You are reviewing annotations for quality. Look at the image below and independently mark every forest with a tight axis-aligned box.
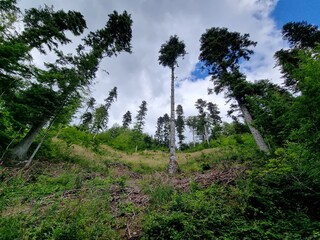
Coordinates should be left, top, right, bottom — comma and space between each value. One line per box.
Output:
1, 0, 320, 239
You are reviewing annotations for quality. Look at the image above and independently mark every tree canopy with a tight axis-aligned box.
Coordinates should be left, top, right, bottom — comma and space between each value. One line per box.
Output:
0, 1, 133, 162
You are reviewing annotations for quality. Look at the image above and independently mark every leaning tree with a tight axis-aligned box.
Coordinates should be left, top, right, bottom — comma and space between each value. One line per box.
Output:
2, 3, 132, 164
92, 87, 118, 138
158, 35, 186, 174
199, 27, 270, 154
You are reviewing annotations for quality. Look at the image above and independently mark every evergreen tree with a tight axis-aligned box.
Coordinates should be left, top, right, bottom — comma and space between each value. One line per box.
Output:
163, 113, 170, 147
2, 3, 133, 163
186, 116, 199, 147
195, 98, 208, 144
158, 35, 186, 174
176, 105, 185, 147
104, 87, 118, 110
155, 116, 164, 145
92, 105, 108, 134
199, 27, 270, 154
134, 100, 148, 132
289, 46, 320, 154
79, 97, 96, 127
207, 102, 221, 126
206, 102, 222, 139
122, 111, 132, 128
92, 87, 117, 138
80, 112, 93, 131
275, 21, 320, 92
245, 79, 293, 147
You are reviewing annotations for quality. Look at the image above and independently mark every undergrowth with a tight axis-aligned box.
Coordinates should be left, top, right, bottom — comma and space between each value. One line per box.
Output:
0, 162, 118, 240
1, 133, 320, 239
141, 180, 320, 239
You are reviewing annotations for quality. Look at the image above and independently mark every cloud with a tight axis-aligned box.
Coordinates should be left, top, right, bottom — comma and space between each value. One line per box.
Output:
17, 0, 285, 141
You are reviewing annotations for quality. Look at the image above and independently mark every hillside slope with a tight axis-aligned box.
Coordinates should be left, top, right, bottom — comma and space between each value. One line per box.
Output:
1, 137, 319, 239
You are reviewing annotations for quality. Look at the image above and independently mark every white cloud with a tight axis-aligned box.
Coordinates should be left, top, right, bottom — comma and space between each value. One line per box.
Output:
17, 0, 286, 141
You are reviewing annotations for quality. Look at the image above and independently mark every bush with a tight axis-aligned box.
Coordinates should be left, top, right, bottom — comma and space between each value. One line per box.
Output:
58, 127, 93, 148
97, 127, 156, 152
0, 165, 118, 239
142, 177, 320, 239
250, 145, 320, 220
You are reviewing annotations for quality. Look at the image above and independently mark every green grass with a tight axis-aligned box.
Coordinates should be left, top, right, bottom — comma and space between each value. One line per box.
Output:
1, 133, 319, 239
0, 162, 118, 240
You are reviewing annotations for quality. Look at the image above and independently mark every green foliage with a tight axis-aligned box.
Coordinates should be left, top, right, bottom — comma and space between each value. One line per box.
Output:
22, 5, 87, 53
2, 14, 320, 239
91, 87, 117, 134
182, 132, 254, 155
0, 198, 118, 240
246, 80, 293, 147
142, 182, 175, 206
134, 100, 148, 132
199, 27, 256, 98
289, 47, 320, 154
122, 110, 132, 128
0, 100, 19, 148
142, 184, 240, 239
158, 35, 186, 68
0, 215, 25, 240
275, 22, 320, 90
155, 113, 170, 147
58, 126, 93, 148
282, 21, 320, 49
180, 133, 258, 173
182, 142, 206, 153
176, 104, 185, 146
97, 126, 156, 152
1, 1, 133, 163
0, 164, 117, 240
35, 138, 74, 163
250, 144, 320, 219
142, 176, 320, 239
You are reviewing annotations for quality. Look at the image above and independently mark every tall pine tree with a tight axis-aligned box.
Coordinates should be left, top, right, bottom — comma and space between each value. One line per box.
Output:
159, 35, 186, 174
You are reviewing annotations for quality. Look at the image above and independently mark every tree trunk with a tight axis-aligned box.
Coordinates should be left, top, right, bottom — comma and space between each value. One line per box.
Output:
192, 127, 196, 147
7, 118, 49, 162
55, 125, 63, 138
0, 127, 23, 162
92, 109, 109, 140
78, 105, 90, 126
204, 124, 210, 145
239, 103, 270, 154
168, 67, 178, 174
25, 116, 57, 168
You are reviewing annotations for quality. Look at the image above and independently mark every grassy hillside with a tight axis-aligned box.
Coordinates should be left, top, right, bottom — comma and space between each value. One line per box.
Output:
1, 134, 319, 239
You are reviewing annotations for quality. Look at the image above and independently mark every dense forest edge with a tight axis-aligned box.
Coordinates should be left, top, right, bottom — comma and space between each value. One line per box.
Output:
1, 1, 320, 239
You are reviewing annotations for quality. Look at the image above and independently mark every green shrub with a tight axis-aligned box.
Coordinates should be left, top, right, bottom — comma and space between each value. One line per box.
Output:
58, 127, 93, 148
249, 145, 320, 220
142, 180, 320, 239
97, 127, 156, 152
0, 216, 24, 240
0, 166, 118, 239
36, 139, 74, 163
142, 184, 240, 239
148, 185, 175, 206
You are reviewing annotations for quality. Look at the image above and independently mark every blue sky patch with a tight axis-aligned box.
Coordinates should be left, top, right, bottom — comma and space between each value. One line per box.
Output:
272, 0, 320, 28
190, 62, 210, 81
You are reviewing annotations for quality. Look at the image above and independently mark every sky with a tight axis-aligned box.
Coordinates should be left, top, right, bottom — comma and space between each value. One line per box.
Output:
17, 0, 320, 141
